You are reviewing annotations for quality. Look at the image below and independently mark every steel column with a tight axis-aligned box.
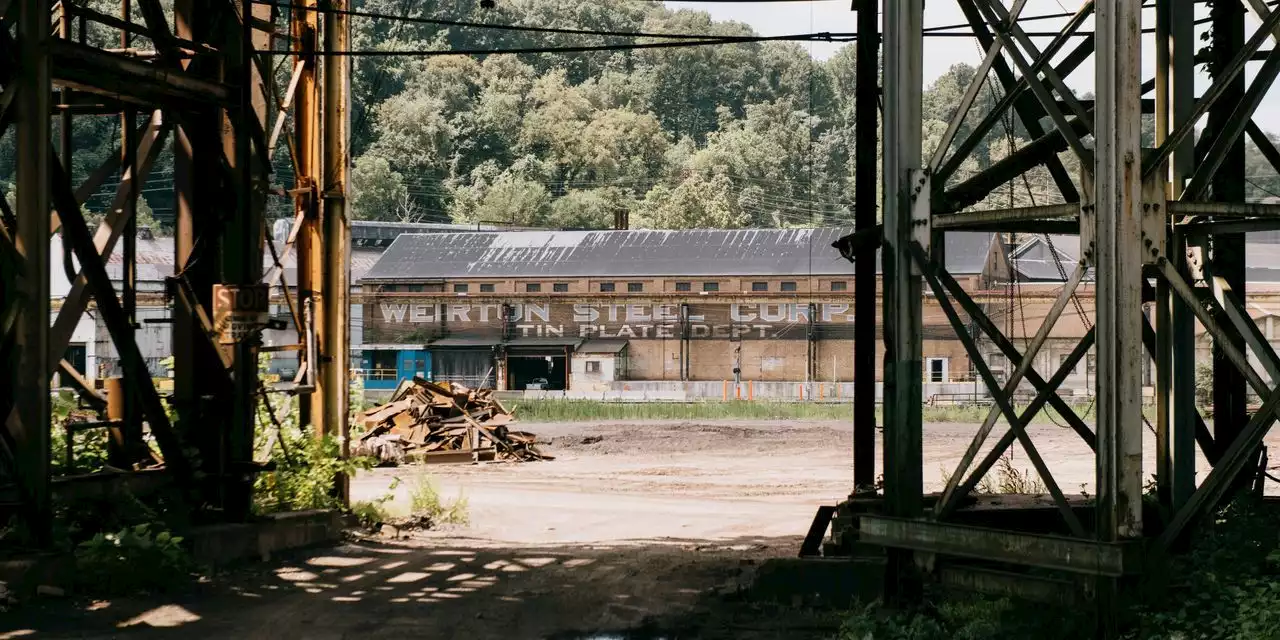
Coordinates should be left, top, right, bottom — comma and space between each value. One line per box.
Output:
321, 0, 352, 500
853, 0, 878, 494
11, 0, 53, 543
173, 0, 229, 483
294, 0, 321, 430
1154, 0, 1197, 513
1094, 0, 1145, 542
1095, 5, 1146, 632
1209, 0, 1248, 458
882, 0, 924, 600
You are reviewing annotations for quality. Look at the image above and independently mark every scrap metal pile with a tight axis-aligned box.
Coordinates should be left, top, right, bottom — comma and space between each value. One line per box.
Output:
354, 378, 550, 465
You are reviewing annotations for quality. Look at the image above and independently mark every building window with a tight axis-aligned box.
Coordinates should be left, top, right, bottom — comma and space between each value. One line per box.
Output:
703, 282, 719, 292
553, 283, 569, 292
752, 282, 768, 292
1058, 353, 1073, 373
781, 281, 797, 292
830, 281, 848, 292
480, 283, 495, 293
600, 282, 616, 292
526, 283, 541, 293
628, 282, 643, 293
585, 360, 601, 373
1086, 354, 1097, 375
675, 282, 691, 292
453, 283, 468, 293
408, 284, 425, 293
927, 358, 948, 383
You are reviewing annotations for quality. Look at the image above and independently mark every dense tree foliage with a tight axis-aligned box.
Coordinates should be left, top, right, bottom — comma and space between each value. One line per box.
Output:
6, 0, 1280, 231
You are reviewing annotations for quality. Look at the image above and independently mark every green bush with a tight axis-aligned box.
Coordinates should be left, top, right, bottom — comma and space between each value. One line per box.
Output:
74, 524, 194, 595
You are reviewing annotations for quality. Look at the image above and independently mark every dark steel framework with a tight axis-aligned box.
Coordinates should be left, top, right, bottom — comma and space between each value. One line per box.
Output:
841, 0, 1280, 626
0, 0, 350, 540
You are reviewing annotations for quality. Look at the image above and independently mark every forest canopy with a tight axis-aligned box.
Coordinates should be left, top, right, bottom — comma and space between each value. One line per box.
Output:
5, 0, 1280, 231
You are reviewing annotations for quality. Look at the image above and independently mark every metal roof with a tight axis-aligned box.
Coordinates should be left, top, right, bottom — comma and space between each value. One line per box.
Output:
577, 340, 629, 354
505, 337, 583, 348
1009, 235, 1094, 282
364, 228, 879, 281
430, 337, 502, 348
832, 231, 995, 275
1008, 235, 1280, 283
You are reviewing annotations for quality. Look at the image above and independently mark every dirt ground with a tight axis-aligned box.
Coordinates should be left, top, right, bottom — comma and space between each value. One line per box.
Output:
8, 418, 1280, 639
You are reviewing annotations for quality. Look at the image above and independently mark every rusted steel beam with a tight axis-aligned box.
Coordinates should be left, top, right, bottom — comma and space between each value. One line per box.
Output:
914, 244, 1086, 536
9, 0, 53, 543
935, 31, 1095, 188
933, 204, 1078, 230
956, 0, 1082, 203
862, 516, 1140, 577
45, 118, 171, 374
940, 329, 1096, 520
57, 359, 108, 408
49, 159, 192, 486
170, 276, 235, 371
50, 39, 233, 107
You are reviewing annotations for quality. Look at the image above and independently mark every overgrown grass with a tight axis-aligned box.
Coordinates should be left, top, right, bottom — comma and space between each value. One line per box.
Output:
512, 399, 1130, 424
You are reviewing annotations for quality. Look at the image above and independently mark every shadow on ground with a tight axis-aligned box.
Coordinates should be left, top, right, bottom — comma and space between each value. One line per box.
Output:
3, 534, 849, 640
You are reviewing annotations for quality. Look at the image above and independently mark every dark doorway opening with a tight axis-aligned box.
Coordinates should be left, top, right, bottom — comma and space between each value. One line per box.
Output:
433, 349, 496, 388
508, 355, 567, 391
63, 344, 87, 376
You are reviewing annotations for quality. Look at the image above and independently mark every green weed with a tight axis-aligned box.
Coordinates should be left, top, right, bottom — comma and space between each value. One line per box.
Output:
73, 523, 195, 596
408, 475, 469, 526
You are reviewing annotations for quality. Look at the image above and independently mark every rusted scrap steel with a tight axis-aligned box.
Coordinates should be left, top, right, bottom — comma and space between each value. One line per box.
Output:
353, 378, 550, 465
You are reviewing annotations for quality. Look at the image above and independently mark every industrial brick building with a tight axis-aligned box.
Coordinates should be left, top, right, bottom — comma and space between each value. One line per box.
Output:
357, 228, 997, 393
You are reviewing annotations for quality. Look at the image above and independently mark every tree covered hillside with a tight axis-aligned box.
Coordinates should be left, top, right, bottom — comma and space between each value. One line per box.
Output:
6, 0, 1280, 230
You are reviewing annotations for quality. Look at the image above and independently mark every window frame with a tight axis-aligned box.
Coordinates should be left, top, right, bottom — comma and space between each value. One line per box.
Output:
479, 283, 495, 293
780, 281, 798, 292
526, 283, 542, 293
675, 282, 691, 292
702, 282, 720, 292
600, 282, 616, 293
553, 282, 569, 293
927, 357, 948, 383
453, 283, 469, 293
751, 281, 768, 292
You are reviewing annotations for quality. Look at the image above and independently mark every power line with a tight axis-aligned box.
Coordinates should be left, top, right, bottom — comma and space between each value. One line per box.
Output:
256, 31, 855, 57
253, 0, 799, 41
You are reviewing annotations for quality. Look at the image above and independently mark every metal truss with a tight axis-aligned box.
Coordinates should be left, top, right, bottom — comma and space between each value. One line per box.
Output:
847, 0, 1280, 624
0, 0, 351, 544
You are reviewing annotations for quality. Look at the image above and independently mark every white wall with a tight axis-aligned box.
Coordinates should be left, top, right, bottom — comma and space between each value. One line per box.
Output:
571, 354, 618, 390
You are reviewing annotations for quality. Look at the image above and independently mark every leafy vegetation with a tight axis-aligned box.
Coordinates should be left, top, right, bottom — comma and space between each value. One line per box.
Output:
253, 393, 376, 514
74, 524, 195, 596
15, 1, 1280, 230
351, 477, 402, 530
407, 475, 470, 526
839, 497, 1280, 640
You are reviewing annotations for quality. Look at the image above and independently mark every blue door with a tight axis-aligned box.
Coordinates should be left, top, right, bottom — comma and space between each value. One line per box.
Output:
396, 350, 431, 383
